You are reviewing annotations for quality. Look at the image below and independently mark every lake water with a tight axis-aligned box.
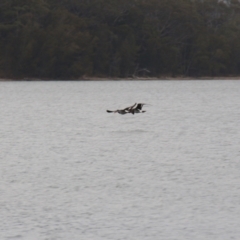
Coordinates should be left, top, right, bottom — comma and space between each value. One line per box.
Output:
1, 80, 240, 240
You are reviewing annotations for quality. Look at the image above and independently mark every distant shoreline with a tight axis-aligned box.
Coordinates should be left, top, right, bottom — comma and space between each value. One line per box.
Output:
1, 76, 240, 81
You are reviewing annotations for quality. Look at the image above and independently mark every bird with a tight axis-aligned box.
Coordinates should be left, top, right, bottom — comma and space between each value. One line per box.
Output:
106, 103, 149, 115
129, 103, 147, 114
106, 103, 136, 114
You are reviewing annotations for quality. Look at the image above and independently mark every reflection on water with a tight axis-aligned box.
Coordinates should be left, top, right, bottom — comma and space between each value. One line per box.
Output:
1, 80, 240, 240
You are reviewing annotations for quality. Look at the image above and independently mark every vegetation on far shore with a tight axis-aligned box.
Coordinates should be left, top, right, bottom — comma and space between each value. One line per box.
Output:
1, 0, 240, 80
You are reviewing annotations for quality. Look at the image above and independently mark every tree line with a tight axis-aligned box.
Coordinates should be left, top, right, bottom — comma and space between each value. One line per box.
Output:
1, 0, 240, 79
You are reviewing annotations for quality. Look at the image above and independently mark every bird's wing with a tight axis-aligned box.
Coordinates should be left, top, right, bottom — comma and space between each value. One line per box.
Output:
124, 103, 137, 111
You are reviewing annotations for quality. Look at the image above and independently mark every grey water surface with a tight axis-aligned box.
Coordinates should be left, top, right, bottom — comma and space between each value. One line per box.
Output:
1, 80, 240, 240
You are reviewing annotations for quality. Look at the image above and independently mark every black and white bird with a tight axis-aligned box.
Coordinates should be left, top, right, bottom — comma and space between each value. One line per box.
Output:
129, 103, 147, 114
106, 103, 148, 115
